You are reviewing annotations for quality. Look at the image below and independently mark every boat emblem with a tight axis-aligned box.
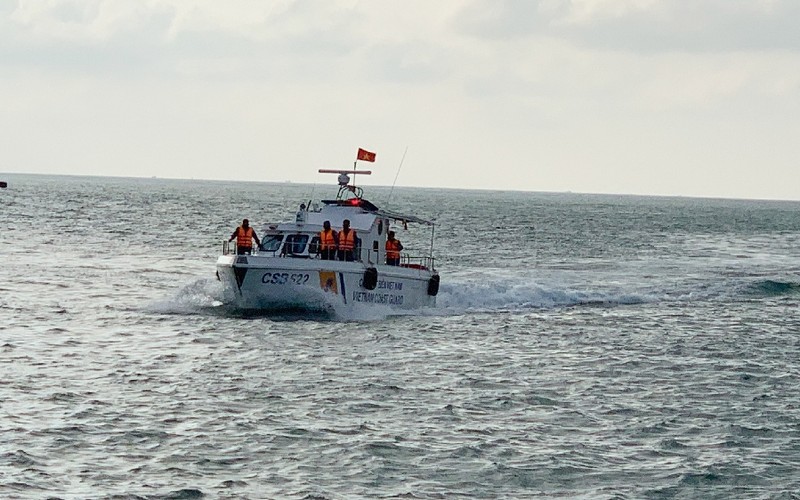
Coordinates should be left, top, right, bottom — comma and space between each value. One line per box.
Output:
319, 271, 338, 294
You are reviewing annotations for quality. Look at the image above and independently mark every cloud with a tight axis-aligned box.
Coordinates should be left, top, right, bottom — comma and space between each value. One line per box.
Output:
454, 0, 800, 53
3, 0, 362, 79
9, 0, 796, 88
9, 0, 172, 42
2, 0, 800, 199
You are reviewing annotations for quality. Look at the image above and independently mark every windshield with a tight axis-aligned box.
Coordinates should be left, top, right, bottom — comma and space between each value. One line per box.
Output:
285, 234, 309, 255
260, 235, 283, 252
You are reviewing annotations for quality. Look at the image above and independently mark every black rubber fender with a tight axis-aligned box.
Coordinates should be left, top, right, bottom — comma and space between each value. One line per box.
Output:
363, 267, 378, 290
427, 274, 440, 296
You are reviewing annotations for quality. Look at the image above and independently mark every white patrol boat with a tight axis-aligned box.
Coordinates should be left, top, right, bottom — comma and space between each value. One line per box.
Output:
216, 167, 440, 314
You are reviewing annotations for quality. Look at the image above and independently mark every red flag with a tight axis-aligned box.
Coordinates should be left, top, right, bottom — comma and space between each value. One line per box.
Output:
357, 148, 376, 162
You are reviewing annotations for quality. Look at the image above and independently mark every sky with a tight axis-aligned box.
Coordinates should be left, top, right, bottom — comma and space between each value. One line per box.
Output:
1, 0, 799, 200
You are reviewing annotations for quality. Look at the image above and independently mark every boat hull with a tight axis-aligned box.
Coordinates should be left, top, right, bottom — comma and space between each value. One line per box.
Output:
216, 255, 437, 313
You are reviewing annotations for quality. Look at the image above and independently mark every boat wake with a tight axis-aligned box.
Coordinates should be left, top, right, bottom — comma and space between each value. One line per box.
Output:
434, 279, 654, 314
147, 277, 389, 321
148, 274, 800, 321
146, 278, 228, 315
433, 275, 800, 314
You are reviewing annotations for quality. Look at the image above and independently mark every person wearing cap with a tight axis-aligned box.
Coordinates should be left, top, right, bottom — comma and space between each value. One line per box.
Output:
229, 219, 261, 255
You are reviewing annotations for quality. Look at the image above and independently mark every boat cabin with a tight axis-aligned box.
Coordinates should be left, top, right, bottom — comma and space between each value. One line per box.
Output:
222, 169, 435, 270
226, 201, 432, 269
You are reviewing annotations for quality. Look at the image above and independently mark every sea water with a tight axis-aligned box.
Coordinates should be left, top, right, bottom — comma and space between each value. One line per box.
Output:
1, 174, 799, 499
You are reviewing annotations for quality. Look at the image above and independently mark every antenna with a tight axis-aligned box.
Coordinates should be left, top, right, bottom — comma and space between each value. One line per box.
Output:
386, 146, 408, 208
308, 183, 317, 208
318, 169, 372, 178
318, 169, 371, 200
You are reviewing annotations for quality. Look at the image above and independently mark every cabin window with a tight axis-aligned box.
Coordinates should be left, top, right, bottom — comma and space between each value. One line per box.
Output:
284, 234, 309, 255
378, 220, 383, 235
261, 235, 283, 252
308, 236, 321, 255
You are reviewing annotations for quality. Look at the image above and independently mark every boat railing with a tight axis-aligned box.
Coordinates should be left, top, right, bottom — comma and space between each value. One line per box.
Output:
398, 255, 435, 271
222, 240, 263, 256
357, 248, 433, 270
222, 240, 434, 270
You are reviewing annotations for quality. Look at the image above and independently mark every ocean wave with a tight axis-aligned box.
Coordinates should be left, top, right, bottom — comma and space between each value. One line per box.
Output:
745, 279, 800, 297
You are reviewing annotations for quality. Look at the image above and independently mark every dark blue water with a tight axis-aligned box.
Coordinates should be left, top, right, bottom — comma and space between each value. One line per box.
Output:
1, 174, 799, 498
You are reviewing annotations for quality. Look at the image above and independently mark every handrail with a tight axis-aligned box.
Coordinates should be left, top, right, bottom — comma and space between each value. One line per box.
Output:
222, 240, 434, 270
397, 254, 434, 271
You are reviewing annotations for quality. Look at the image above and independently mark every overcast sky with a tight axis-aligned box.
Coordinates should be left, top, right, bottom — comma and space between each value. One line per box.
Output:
2, 0, 799, 200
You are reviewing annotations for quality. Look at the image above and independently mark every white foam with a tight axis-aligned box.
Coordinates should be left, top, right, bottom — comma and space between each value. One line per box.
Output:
434, 278, 655, 314
150, 272, 666, 320
146, 278, 227, 315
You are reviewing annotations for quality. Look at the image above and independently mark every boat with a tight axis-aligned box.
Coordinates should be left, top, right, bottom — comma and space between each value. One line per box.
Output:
215, 160, 440, 314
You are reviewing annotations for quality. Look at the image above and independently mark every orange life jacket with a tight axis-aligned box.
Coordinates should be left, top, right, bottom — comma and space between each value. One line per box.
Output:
320, 229, 337, 250
236, 226, 254, 248
338, 229, 355, 250
386, 239, 402, 259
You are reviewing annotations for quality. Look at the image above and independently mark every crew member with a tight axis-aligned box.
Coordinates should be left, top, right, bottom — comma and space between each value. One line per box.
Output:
229, 219, 261, 255
337, 219, 357, 261
319, 220, 338, 260
385, 230, 404, 266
